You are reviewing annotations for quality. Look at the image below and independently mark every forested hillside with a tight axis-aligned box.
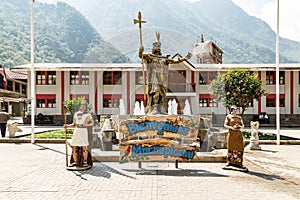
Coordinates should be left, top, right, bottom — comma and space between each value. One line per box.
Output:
0, 0, 130, 67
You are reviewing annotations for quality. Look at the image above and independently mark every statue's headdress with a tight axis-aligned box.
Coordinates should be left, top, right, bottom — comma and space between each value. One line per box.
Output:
80, 97, 87, 105
152, 31, 161, 48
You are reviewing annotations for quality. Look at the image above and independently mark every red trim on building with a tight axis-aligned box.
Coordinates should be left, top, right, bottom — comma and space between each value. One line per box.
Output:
103, 94, 122, 99
70, 94, 89, 99
290, 71, 294, 114
258, 71, 262, 114
135, 94, 144, 99
266, 94, 285, 98
61, 72, 64, 114
191, 71, 194, 85
36, 94, 56, 99
199, 94, 217, 98
94, 72, 98, 114
127, 72, 130, 114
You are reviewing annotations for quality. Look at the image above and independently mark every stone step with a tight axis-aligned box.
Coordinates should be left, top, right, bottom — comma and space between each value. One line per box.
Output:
92, 149, 227, 163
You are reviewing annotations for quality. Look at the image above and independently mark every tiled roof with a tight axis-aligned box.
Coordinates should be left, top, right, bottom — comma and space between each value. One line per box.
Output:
4, 68, 27, 80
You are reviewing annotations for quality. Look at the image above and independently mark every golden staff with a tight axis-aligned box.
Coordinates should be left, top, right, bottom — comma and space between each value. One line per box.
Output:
134, 11, 147, 100
63, 104, 68, 167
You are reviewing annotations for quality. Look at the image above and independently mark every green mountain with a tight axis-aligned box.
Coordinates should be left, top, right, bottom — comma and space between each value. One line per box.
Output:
0, 0, 130, 67
62, 0, 300, 64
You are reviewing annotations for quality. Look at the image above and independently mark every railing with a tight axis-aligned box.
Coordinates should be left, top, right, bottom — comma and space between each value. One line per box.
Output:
168, 83, 195, 93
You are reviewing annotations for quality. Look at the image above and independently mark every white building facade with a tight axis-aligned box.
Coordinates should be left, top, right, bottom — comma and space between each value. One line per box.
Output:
13, 62, 300, 127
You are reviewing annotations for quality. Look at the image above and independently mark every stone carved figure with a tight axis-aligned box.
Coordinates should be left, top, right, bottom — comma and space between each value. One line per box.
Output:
7, 122, 22, 138
223, 105, 248, 172
139, 31, 191, 115
64, 99, 94, 168
250, 121, 261, 150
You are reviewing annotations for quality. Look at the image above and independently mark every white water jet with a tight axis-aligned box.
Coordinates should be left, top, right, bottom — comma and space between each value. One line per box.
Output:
119, 99, 126, 115
183, 99, 192, 115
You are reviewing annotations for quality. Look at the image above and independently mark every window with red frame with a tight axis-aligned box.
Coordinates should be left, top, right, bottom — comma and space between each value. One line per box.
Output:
135, 71, 144, 85
70, 71, 89, 85
103, 94, 121, 108
199, 94, 218, 107
199, 71, 218, 85
103, 71, 122, 85
36, 94, 56, 108
266, 94, 285, 107
36, 71, 56, 85
266, 71, 285, 85
69, 94, 89, 103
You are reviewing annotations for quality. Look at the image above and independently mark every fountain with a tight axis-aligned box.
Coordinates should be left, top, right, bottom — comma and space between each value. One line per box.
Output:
118, 13, 215, 165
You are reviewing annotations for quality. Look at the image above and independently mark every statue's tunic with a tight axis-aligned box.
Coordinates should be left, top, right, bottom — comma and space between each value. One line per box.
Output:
145, 55, 168, 96
70, 111, 92, 146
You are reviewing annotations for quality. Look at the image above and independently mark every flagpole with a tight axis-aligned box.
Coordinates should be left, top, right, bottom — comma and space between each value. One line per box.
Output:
275, 0, 280, 145
30, 0, 35, 144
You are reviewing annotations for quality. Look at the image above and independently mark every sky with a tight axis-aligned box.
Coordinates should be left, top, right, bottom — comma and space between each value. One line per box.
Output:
232, 0, 300, 43
37, 0, 300, 43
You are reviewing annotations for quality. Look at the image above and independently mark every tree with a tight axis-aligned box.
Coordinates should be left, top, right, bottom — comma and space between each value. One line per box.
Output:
64, 97, 92, 117
209, 68, 267, 116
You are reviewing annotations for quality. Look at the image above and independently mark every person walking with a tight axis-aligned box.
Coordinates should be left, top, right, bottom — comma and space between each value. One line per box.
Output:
0, 108, 10, 138
223, 105, 248, 172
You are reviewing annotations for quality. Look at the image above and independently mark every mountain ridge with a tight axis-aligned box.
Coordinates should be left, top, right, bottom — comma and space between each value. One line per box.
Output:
59, 0, 300, 64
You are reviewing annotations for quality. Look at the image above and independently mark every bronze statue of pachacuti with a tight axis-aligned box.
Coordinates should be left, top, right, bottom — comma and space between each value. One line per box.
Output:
134, 11, 191, 115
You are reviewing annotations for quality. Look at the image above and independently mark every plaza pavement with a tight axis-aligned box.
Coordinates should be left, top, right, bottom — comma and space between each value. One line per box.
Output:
0, 143, 300, 200
0, 118, 300, 199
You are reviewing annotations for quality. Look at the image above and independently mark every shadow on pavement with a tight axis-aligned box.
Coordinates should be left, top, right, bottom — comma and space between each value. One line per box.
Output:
260, 149, 278, 153
124, 168, 228, 177
80, 163, 137, 180
247, 170, 284, 181
33, 144, 66, 156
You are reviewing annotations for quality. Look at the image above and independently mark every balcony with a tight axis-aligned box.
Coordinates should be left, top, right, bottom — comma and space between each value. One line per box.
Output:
168, 83, 195, 93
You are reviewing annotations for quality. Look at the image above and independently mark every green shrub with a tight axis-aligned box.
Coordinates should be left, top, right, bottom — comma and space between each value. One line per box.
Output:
26, 129, 74, 139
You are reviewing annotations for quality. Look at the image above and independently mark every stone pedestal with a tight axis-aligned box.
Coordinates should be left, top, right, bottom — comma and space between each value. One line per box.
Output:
250, 138, 261, 150
216, 130, 228, 149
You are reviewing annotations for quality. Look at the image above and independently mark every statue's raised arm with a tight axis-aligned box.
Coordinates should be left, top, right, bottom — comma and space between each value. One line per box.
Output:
167, 52, 192, 64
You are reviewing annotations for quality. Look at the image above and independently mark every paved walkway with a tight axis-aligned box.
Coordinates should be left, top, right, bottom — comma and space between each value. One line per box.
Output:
0, 143, 299, 199
1, 117, 300, 199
